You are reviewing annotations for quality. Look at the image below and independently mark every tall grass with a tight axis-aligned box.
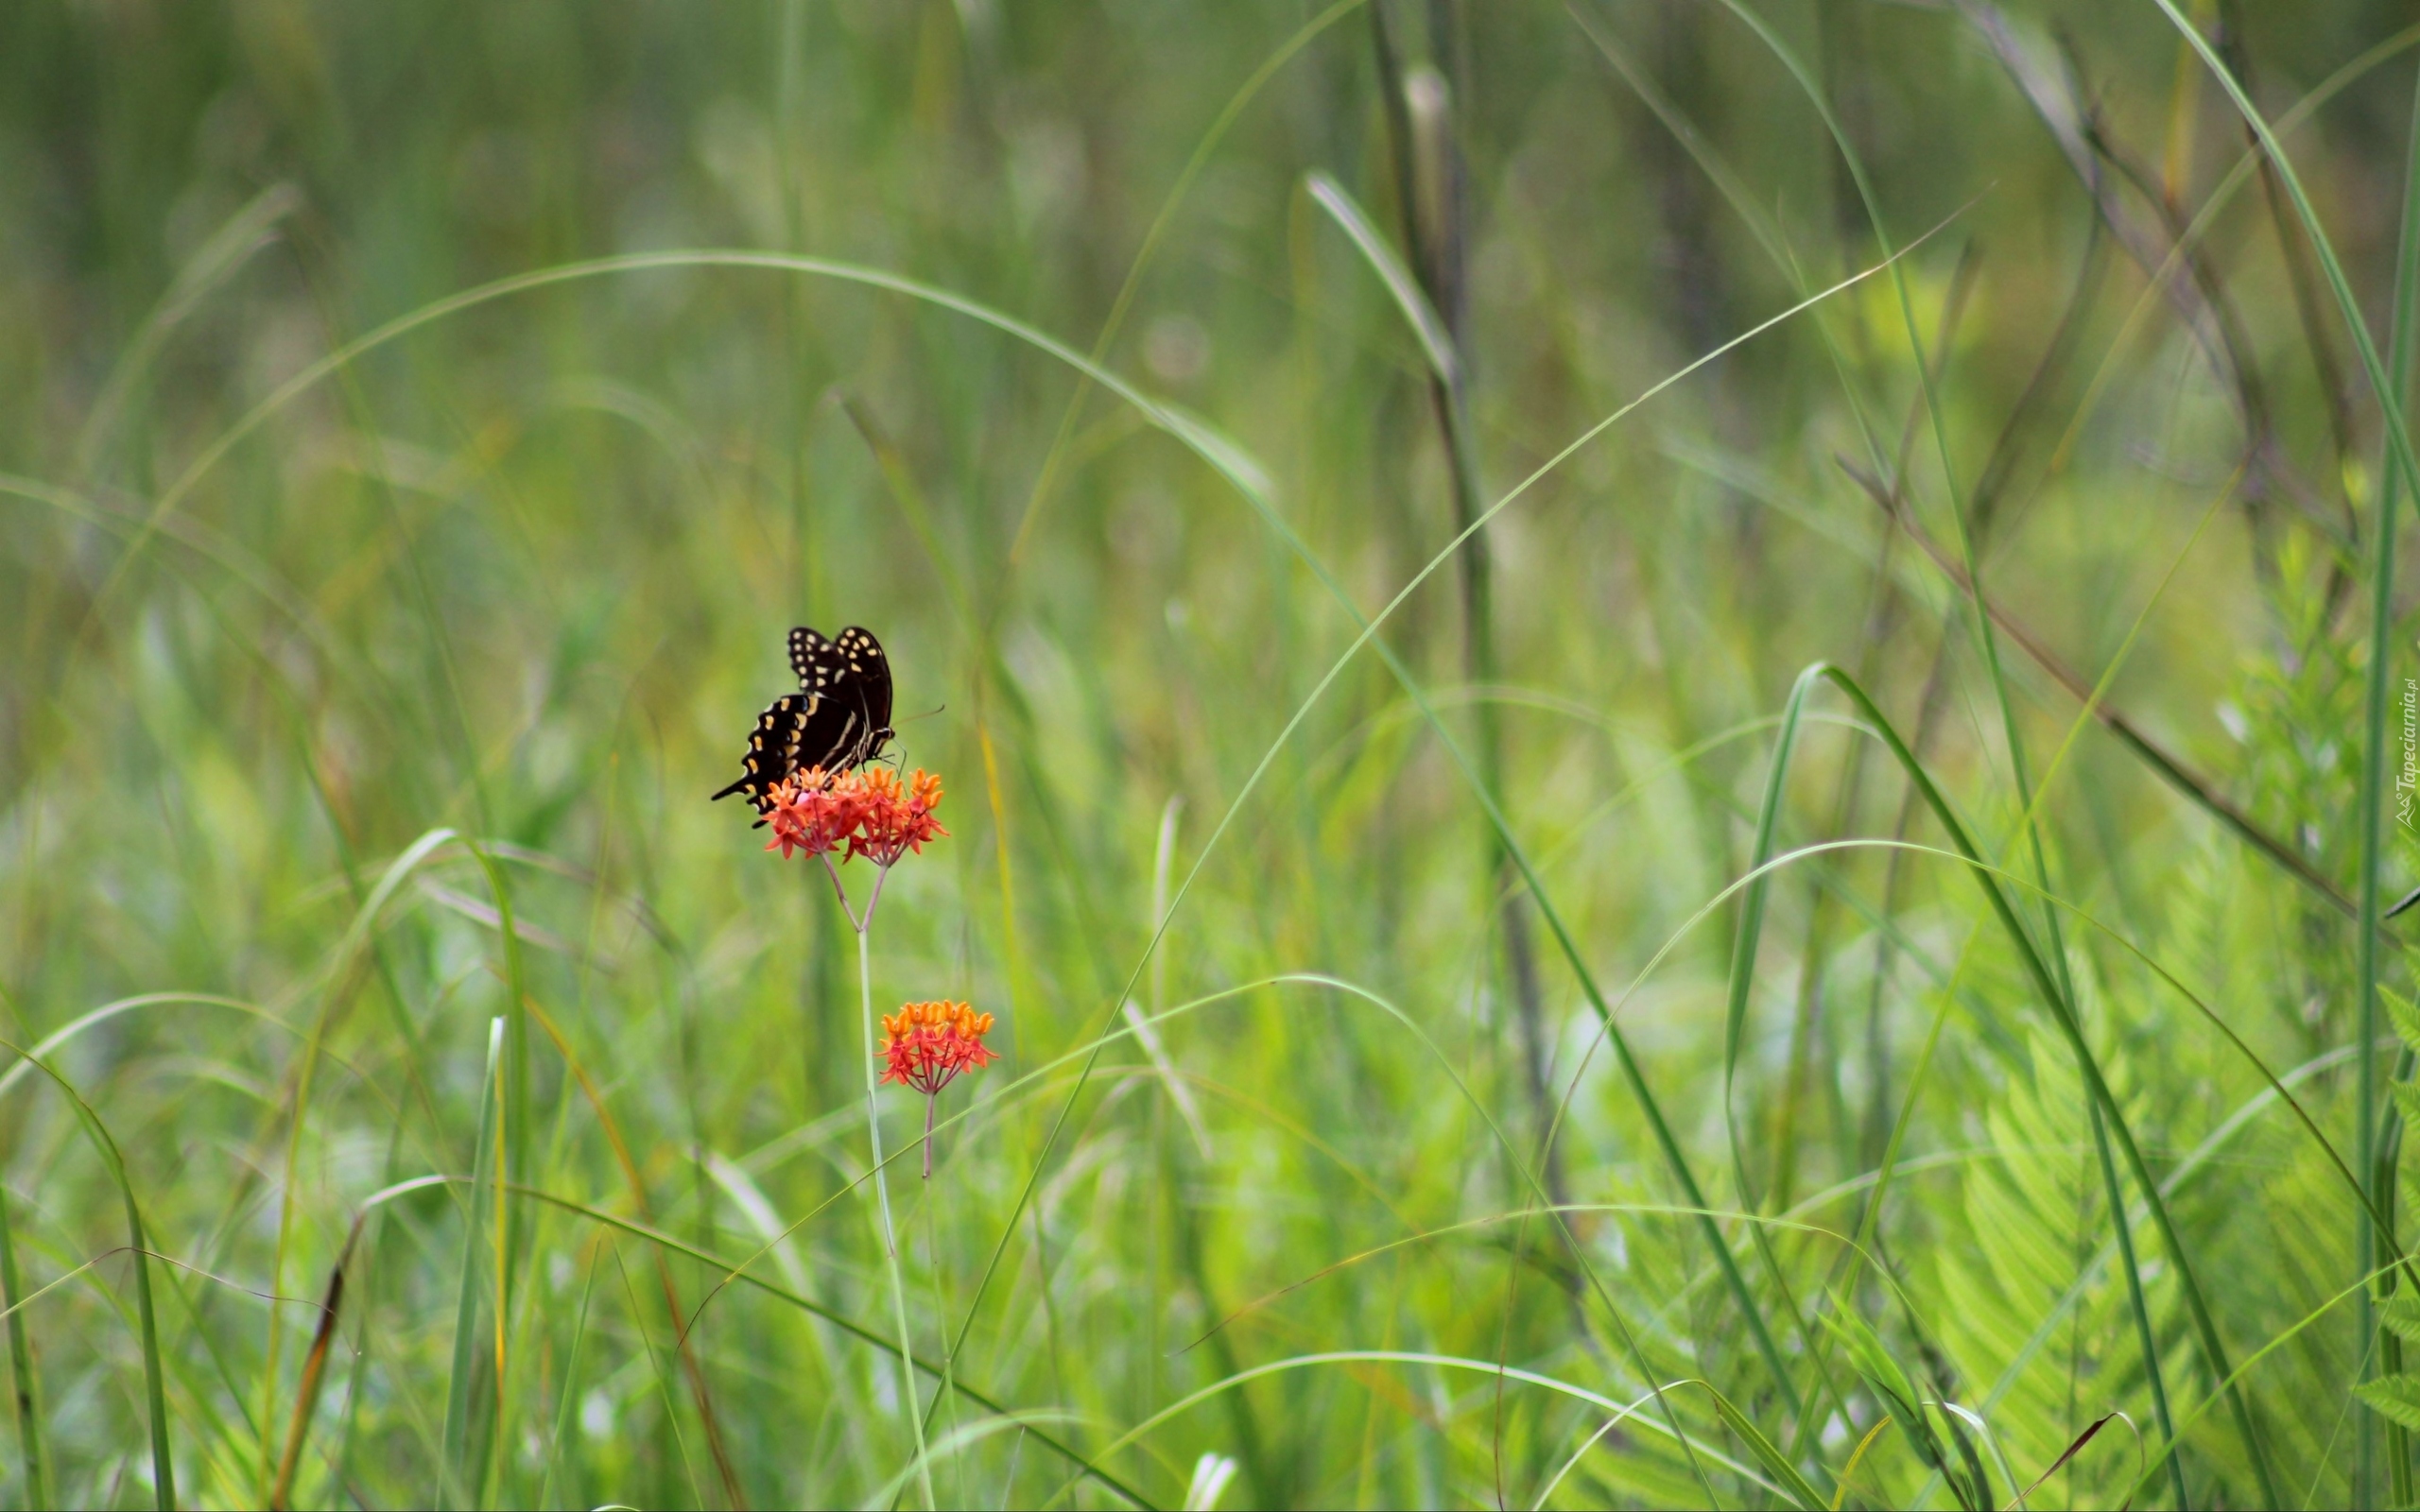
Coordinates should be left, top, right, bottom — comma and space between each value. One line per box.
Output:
4, 2, 2420, 1506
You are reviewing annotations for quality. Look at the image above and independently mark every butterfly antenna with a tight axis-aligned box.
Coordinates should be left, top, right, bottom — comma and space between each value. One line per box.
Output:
898, 704, 946, 724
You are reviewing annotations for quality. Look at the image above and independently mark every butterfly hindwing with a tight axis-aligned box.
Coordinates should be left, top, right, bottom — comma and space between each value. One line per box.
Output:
709, 692, 819, 814
715, 625, 899, 817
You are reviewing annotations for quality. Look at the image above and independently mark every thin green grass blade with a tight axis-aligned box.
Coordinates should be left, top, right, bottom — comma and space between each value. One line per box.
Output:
2114, 1262, 2396, 1503
2146, 11, 2420, 1500
535, 1236, 604, 1509
0, 1168, 51, 1509
1300, 174, 1458, 387
2372, 46, 2420, 1510
610, 1245, 704, 1508
50, 225, 1932, 1512
480, 1180, 1156, 1509
456, 844, 534, 1503
1801, 665, 2273, 1502
997, 0, 1370, 569
70, 181, 302, 483
1306, 162, 1814, 1444
1693, 1379, 1828, 1511
1704, 6, 2211, 1494
259, 832, 456, 1507
440, 1017, 503, 1511
2151, 2, 2420, 513
0, 1040, 173, 1509
1051, 1350, 1779, 1506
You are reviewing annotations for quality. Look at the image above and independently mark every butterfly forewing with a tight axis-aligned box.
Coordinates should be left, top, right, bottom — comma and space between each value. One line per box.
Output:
714, 625, 898, 817
789, 627, 837, 689
833, 626, 894, 752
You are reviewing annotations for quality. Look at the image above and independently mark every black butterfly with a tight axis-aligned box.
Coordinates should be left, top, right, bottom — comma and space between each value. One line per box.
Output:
711, 626, 896, 817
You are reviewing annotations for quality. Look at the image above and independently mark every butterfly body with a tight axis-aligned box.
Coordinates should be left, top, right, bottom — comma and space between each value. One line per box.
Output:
712, 625, 896, 816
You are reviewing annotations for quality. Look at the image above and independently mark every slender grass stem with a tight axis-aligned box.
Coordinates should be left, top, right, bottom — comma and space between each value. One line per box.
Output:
849, 866, 933, 1512
0, 1174, 49, 1510
2364, 50, 2420, 1507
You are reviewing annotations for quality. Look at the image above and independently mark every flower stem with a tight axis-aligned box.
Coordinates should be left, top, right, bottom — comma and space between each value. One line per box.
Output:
854, 870, 933, 1511
821, 853, 864, 932
923, 1093, 935, 1180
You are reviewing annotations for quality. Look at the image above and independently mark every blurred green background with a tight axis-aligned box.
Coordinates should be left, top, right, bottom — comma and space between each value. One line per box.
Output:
6, 1, 2420, 1506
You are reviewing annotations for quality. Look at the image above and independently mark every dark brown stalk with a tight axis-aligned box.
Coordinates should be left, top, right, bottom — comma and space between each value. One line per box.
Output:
268, 1241, 352, 1511
1955, 3, 2257, 423
1957, 0, 2350, 634
2218, 1, 2358, 509
1369, 0, 1566, 1214
1841, 457, 2354, 918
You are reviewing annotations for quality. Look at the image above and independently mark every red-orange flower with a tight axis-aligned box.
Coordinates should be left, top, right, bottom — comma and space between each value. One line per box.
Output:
762, 768, 858, 859
879, 1000, 998, 1096
760, 766, 948, 869
848, 767, 949, 868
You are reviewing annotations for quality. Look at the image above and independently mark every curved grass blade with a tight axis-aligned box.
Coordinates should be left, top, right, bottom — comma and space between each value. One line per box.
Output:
1046, 1351, 1798, 1509
2118, 1262, 2401, 1504
2146, 10, 2420, 1497
2370, 44, 2420, 1508
440, 1018, 504, 1510
81, 232, 1938, 1502
260, 825, 458, 1502
403, 1180, 1156, 1510
1698, 4, 2214, 1489
72, 181, 302, 482
0, 1169, 50, 1509
534, 1236, 604, 1509
1795, 663, 2273, 1503
1695, 1377, 1829, 1511
0, 1038, 174, 1509
998, 0, 1371, 570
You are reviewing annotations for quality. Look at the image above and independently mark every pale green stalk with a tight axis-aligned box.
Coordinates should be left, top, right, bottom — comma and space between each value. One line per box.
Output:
840, 862, 933, 1512
2360, 51, 2420, 1510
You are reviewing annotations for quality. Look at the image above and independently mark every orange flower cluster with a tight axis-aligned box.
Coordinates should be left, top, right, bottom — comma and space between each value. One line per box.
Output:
763, 767, 848, 859
878, 1000, 999, 1096
764, 766, 948, 866
850, 767, 947, 867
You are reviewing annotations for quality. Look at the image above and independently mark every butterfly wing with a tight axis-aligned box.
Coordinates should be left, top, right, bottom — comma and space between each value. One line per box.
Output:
833, 626, 894, 764
789, 626, 838, 689
710, 692, 823, 814
714, 626, 898, 819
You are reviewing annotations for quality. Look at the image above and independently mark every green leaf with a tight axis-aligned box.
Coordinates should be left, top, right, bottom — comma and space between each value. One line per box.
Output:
2383, 1297, 2420, 1347
1693, 1381, 1827, 1512
2385, 985, 2420, 1053
2393, 1078, 2420, 1134
1823, 1296, 1922, 1420
2358, 1373, 2420, 1432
